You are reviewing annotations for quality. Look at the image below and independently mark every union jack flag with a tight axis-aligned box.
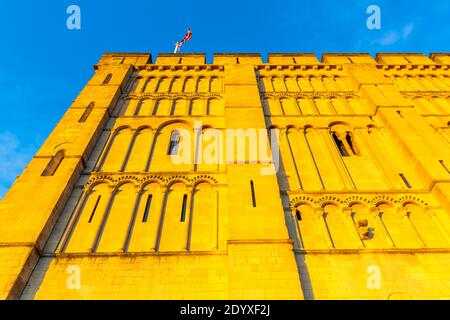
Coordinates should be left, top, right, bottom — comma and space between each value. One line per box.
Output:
175, 28, 192, 52
181, 28, 192, 43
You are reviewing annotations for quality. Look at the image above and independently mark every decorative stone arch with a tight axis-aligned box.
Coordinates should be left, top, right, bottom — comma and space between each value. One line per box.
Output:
134, 98, 154, 116
155, 76, 170, 93
146, 120, 194, 171
112, 125, 133, 133
370, 195, 397, 207
285, 125, 300, 134
170, 97, 188, 115
115, 175, 142, 185
85, 175, 116, 189
289, 196, 316, 209
329, 121, 353, 132
279, 97, 298, 115
93, 181, 138, 253
166, 176, 192, 188
97, 126, 134, 172
139, 178, 163, 189
400, 200, 442, 247
283, 75, 300, 92
398, 196, 429, 208
183, 76, 196, 93
329, 122, 360, 156
140, 175, 167, 187
271, 76, 286, 92
158, 180, 191, 251
191, 179, 215, 190
292, 202, 316, 217
189, 97, 205, 115
318, 197, 342, 208
188, 180, 218, 251
303, 124, 316, 134
59, 180, 113, 253
375, 201, 396, 211
342, 196, 371, 207
322, 75, 338, 91
169, 76, 183, 92
206, 97, 222, 116
135, 125, 152, 133
82, 180, 112, 200
153, 97, 172, 116
121, 126, 154, 172
191, 175, 219, 187
155, 119, 193, 133
142, 76, 156, 92
196, 76, 209, 92
209, 76, 221, 92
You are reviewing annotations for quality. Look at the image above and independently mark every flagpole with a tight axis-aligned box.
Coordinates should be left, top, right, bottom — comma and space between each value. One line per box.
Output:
174, 42, 179, 54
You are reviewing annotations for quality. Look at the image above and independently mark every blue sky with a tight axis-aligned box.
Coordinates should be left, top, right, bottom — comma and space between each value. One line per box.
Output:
0, 0, 449, 198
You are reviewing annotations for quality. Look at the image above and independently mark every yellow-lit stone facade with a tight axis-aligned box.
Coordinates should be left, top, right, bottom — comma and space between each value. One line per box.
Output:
0, 52, 450, 300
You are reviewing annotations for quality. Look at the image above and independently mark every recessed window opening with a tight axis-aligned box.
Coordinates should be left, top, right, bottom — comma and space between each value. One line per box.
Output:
142, 194, 152, 222
88, 195, 101, 223
180, 194, 188, 222
250, 180, 257, 207
296, 210, 302, 221
332, 132, 349, 157
41, 150, 65, 176
168, 130, 181, 155
399, 173, 412, 188
79, 102, 94, 122
103, 73, 112, 85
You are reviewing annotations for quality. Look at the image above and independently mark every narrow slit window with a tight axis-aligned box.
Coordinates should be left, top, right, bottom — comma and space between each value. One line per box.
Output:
79, 102, 94, 122
332, 133, 349, 157
180, 194, 188, 222
399, 173, 412, 188
397, 110, 403, 118
168, 130, 181, 155
103, 73, 112, 85
142, 194, 152, 222
296, 210, 302, 221
41, 150, 65, 176
88, 195, 101, 223
250, 180, 257, 207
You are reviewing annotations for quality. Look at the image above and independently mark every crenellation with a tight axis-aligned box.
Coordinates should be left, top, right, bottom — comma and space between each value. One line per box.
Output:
322, 53, 377, 65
